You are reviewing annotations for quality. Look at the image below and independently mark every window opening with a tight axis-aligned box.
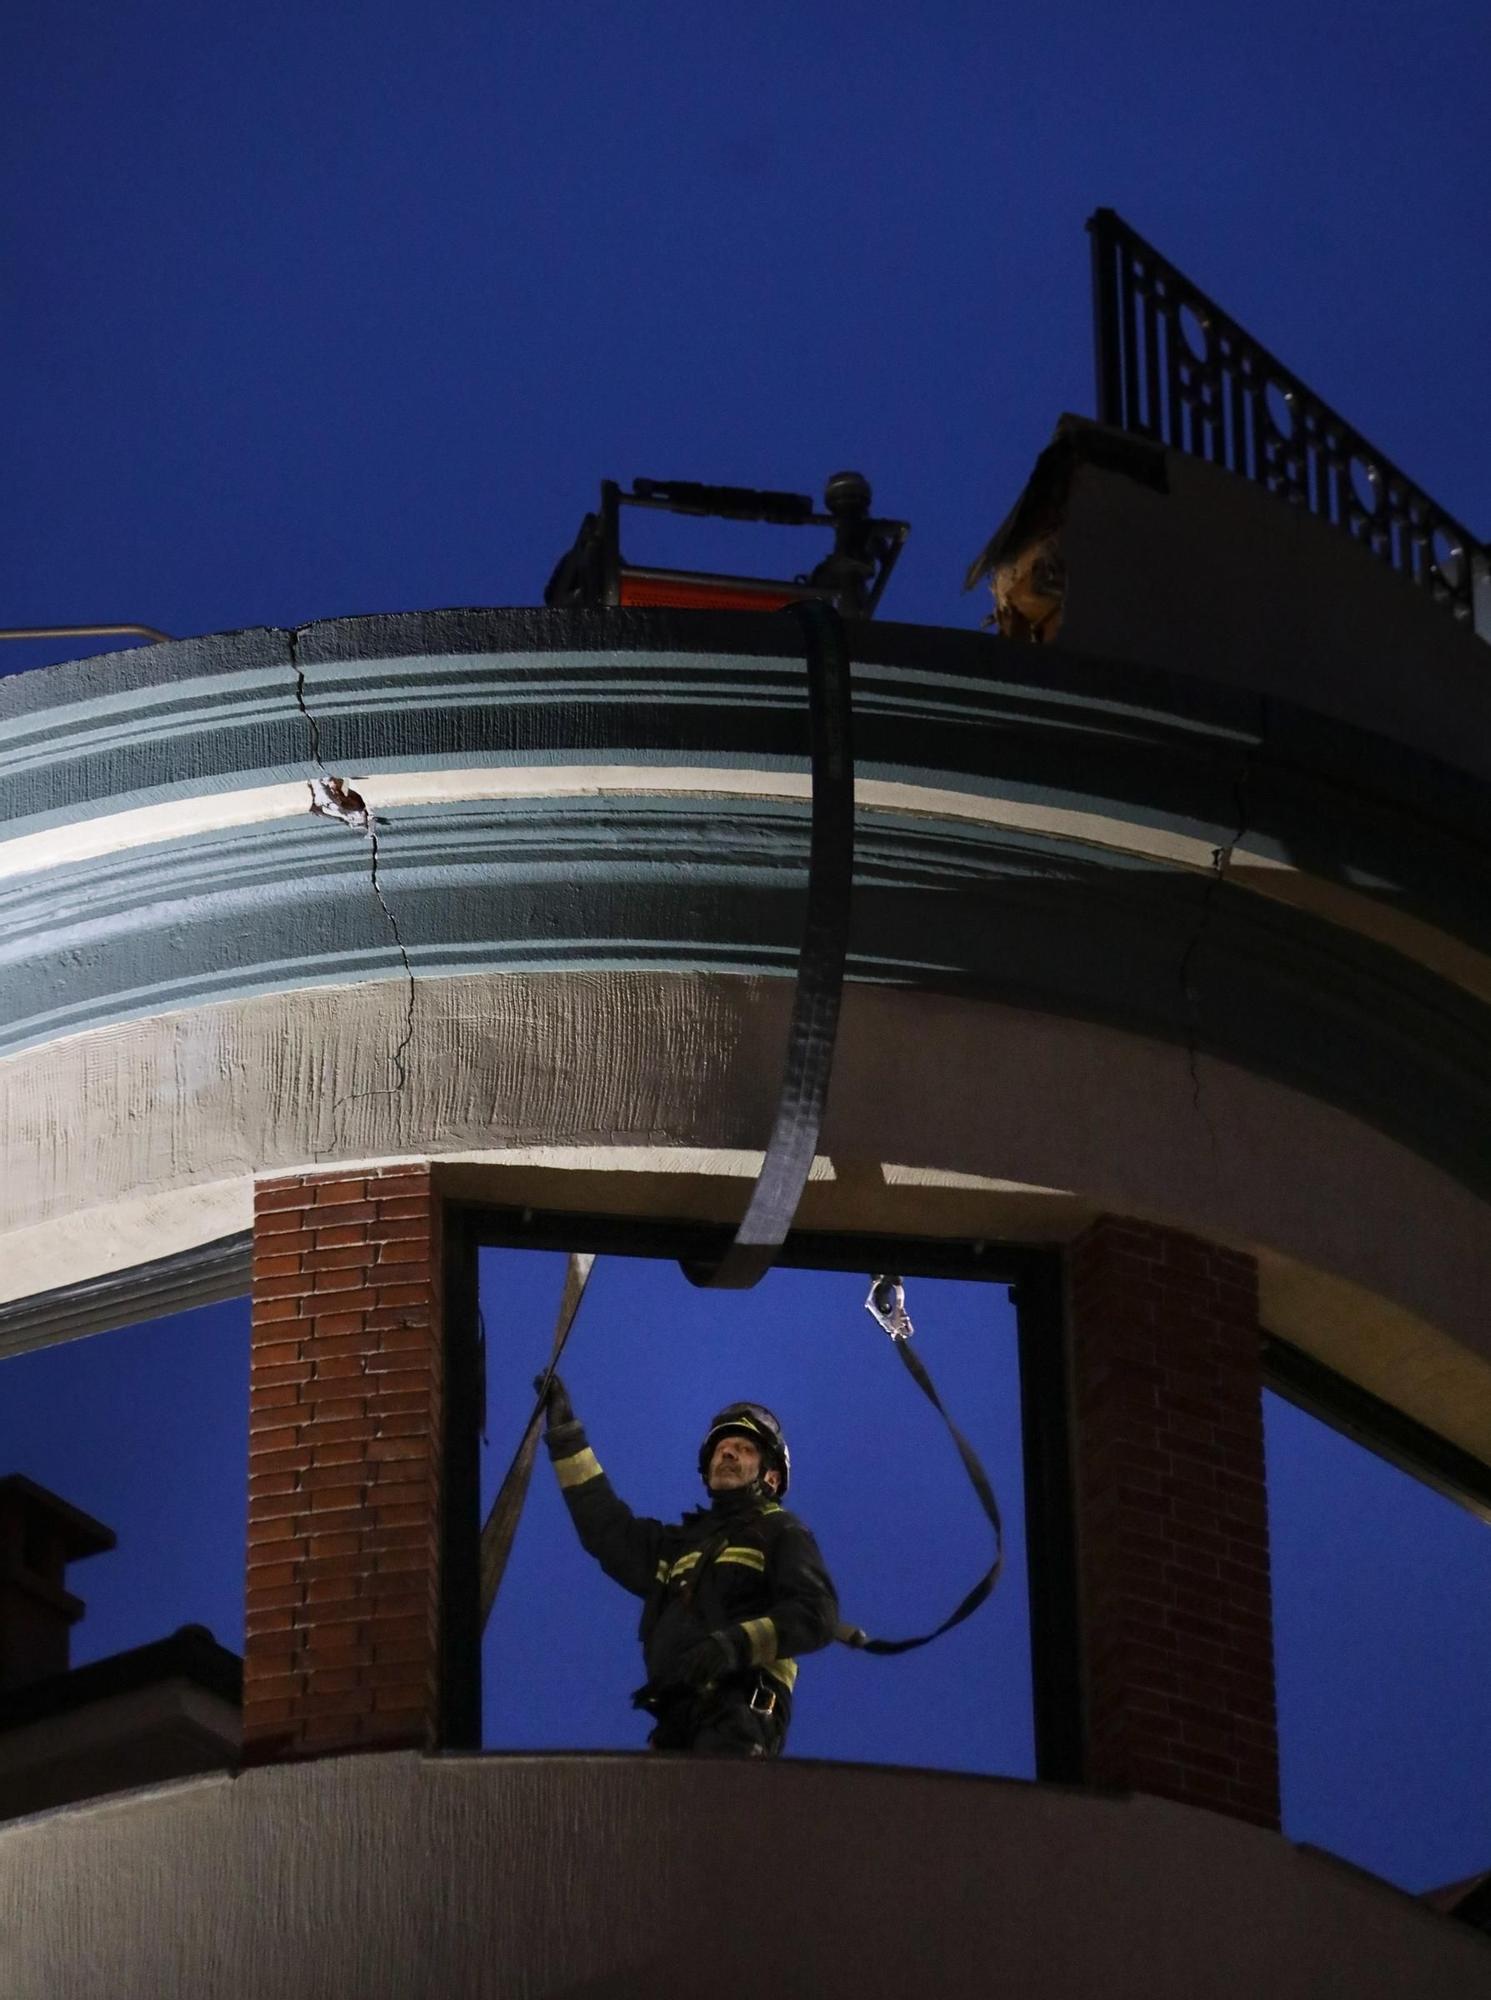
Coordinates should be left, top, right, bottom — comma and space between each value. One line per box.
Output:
1264, 1390, 1491, 1892
476, 1246, 1033, 1775
0, 1299, 249, 1666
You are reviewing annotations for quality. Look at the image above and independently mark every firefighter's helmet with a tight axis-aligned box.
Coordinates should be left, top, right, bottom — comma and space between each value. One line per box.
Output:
698, 1403, 791, 1499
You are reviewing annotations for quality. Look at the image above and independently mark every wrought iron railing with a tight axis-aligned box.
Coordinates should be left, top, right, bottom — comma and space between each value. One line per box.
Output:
1088, 208, 1486, 628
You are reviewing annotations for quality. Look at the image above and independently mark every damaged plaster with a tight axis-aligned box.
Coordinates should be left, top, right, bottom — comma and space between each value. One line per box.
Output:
291, 631, 417, 1158
962, 417, 1169, 643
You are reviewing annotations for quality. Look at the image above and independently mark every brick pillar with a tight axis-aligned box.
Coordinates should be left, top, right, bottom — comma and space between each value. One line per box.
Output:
1068, 1216, 1280, 1828
243, 1166, 447, 1762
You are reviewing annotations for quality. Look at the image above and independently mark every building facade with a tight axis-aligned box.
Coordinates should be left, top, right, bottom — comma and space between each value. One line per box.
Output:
2, 428, 1489, 1991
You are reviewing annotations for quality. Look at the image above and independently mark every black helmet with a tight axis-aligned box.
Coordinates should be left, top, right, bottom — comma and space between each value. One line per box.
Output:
698, 1402, 791, 1499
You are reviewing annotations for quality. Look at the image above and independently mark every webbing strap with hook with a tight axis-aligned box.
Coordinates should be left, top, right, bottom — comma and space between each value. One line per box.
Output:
681, 597, 855, 1290
478, 1251, 595, 1629
480, 599, 853, 1615
835, 1279, 1005, 1656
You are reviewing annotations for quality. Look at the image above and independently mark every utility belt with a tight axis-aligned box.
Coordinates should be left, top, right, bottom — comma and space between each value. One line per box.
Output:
631, 1667, 784, 1721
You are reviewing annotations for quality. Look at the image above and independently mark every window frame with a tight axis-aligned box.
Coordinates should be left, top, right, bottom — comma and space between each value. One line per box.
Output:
440, 1200, 1082, 1778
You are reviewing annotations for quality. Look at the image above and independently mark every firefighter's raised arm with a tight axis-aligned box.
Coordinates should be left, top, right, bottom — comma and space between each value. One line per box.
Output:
537, 1374, 667, 1598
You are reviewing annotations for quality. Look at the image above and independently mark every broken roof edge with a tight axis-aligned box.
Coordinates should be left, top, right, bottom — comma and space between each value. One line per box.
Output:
963, 414, 1168, 593
970, 413, 1491, 781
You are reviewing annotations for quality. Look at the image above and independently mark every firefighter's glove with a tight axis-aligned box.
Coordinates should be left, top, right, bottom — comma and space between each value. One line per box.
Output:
533, 1371, 575, 1430
675, 1629, 744, 1692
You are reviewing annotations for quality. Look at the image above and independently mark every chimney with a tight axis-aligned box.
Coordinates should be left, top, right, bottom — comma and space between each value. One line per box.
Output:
0, 1476, 116, 1692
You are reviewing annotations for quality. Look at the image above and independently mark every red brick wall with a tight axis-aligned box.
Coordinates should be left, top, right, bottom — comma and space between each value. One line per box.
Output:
243, 1166, 445, 1762
1068, 1216, 1280, 1828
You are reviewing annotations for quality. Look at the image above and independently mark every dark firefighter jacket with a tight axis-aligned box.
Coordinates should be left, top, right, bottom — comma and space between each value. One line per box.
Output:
545, 1420, 840, 1700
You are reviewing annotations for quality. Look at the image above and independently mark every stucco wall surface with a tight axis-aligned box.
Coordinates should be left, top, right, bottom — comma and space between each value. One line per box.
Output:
0, 1752, 1485, 2000
5, 972, 1491, 1466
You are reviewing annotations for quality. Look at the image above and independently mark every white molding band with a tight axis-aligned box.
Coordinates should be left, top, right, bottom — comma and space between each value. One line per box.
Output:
0, 765, 1264, 881
4, 763, 1487, 1007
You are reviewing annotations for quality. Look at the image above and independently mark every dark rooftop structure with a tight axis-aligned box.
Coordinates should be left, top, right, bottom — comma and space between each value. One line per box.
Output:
0, 1473, 115, 1694
0, 1479, 239, 1820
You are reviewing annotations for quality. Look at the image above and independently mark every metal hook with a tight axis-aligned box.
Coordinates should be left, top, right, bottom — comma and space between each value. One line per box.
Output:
865, 1273, 914, 1341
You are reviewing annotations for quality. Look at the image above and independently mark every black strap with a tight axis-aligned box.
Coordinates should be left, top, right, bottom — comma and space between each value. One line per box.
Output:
836, 1333, 1004, 1656
682, 598, 855, 1289
677, 1528, 731, 1611
479, 1252, 595, 1629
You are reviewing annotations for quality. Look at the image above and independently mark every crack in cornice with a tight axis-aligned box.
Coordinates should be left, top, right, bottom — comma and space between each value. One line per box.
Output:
287, 626, 418, 1161
287, 623, 325, 771
1178, 718, 1260, 1158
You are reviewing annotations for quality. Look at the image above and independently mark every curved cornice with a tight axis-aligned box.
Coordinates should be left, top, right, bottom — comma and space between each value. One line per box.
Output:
4, 611, 1486, 935
3, 608, 1490, 1214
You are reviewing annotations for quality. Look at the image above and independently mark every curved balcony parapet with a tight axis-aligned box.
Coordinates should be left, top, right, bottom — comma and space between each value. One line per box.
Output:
0, 1752, 1486, 1999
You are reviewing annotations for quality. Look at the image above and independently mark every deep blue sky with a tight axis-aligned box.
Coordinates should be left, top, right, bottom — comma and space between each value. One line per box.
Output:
4, 0, 1489, 662
3, 0, 1490, 1899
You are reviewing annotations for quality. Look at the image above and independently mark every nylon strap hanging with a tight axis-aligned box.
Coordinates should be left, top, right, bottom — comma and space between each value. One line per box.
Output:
479, 1251, 595, 1629
835, 1290, 1004, 1656
681, 597, 855, 1289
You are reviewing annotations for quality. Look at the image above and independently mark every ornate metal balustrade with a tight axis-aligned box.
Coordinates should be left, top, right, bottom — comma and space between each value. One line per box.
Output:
1088, 208, 1486, 628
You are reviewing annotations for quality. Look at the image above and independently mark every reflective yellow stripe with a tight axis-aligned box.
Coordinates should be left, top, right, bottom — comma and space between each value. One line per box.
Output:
666, 1544, 764, 1586
739, 1615, 778, 1665
655, 1559, 669, 1583
554, 1447, 602, 1490
764, 1657, 798, 1691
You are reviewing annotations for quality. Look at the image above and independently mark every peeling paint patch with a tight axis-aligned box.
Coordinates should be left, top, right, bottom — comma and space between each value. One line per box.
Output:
308, 775, 371, 831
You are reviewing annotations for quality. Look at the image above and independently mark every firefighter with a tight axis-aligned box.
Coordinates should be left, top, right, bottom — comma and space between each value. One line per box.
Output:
537, 1378, 840, 1756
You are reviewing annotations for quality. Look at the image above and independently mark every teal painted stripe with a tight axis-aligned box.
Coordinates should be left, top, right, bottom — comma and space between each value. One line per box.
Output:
5, 625, 1484, 953
3, 798, 1491, 1204
0, 672, 295, 756
4, 745, 1487, 973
